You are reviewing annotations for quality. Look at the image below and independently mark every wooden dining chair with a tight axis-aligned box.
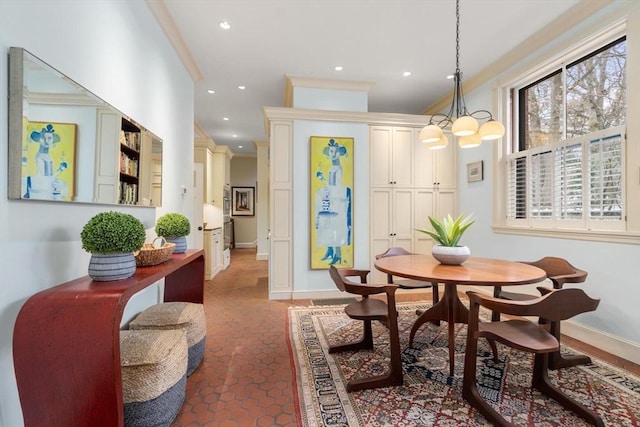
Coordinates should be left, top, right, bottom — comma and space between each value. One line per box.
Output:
328, 265, 403, 391
492, 256, 590, 369
376, 247, 440, 306
463, 288, 603, 427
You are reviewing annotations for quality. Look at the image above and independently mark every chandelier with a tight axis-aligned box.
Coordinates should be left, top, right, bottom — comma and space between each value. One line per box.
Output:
419, 0, 505, 149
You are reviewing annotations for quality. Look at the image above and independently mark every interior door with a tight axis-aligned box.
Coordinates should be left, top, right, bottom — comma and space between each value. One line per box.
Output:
192, 163, 204, 249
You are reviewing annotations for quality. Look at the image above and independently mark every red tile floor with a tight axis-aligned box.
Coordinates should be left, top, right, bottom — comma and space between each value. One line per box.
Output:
172, 248, 640, 426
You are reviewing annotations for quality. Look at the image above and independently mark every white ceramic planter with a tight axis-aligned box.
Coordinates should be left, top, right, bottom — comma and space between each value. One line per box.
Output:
431, 245, 470, 265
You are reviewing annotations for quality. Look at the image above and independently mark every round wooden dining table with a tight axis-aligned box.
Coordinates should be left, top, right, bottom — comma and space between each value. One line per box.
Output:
374, 254, 547, 376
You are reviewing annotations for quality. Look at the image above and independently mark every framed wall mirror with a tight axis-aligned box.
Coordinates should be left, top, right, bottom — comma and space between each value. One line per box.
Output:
8, 47, 163, 206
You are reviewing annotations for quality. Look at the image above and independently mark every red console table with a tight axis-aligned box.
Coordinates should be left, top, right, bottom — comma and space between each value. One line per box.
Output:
13, 249, 205, 427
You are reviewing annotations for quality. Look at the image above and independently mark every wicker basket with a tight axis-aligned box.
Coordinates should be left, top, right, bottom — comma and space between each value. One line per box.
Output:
135, 237, 176, 267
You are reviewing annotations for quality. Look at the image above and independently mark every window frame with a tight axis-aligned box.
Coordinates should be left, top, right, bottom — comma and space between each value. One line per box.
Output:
493, 20, 638, 243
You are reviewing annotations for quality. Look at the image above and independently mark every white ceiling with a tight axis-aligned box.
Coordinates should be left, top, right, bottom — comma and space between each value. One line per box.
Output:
160, 0, 581, 155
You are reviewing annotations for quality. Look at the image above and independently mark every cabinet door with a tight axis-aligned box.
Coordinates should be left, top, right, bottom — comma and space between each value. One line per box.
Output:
435, 188, 457, 220
391, 127, 414, 187
370, 188, 413, 283
413, 188, 457, 253
414, 188, 436, 254
414, 135, 435, 188
392, 188, 413, 247
434, 139, 456, 188
414, 133, 456, 188
203, 230, 214, 280
370, 188, 393, 253
213, 230, 223, 270
370, 127, 392, 187
94, 109, 120, 204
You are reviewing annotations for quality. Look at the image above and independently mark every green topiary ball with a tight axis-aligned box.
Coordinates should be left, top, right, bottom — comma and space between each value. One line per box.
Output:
155, 212, 190, 238
81, 211, 146, 254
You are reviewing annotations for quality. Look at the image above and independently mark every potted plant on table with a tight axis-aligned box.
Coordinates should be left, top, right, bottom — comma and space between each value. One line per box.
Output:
81, 211, 146, 281
155, 212, 190, 254
417, 213, 475, 265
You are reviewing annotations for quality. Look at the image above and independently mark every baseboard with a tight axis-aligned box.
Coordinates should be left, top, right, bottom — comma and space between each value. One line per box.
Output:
463, 285, 640, 366
235, 242, 257, 249
562, 320, 640, 366
291, 289, 345, 300
269, 291, 293, 300
256, 252, 269, 261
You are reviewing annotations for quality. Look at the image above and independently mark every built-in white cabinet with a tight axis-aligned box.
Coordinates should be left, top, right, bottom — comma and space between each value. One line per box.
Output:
369, 124, 457, 283
204, 228, 221, 280
212, 146, 233, 211
370, 126, 414, 187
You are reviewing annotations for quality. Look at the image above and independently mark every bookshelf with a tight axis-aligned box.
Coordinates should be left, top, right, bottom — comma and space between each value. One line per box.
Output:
119, 118, 140, 204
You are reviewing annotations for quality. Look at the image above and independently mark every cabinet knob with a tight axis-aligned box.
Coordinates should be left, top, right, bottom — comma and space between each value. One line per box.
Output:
198, 226, 203, 231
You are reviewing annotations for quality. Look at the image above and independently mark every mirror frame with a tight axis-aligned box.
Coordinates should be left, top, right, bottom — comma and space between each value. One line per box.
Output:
8, 47, 162, 206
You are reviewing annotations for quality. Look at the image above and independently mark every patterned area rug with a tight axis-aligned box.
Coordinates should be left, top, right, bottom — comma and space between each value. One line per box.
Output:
288, 303, 640, 426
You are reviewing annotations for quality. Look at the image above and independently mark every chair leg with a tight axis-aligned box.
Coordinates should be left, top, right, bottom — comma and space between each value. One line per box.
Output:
328, 320, 374, 354
463, 329, 510, 426
346, 319, 403, 392
532, 354, 604, 427
487, 338, 499, 363
491, 286, 502, 322
547, 320, 592, 370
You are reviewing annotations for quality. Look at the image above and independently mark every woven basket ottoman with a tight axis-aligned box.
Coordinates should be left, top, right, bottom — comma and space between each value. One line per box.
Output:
129, 302, 206, 376
120, 329, 188, 427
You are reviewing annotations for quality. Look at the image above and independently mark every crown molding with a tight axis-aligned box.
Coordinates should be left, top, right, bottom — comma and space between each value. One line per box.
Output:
263, 106, 430, 136
145, 0, 203, 82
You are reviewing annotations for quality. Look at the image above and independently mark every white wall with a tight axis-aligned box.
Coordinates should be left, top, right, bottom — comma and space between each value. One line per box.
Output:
0, 1, 195, 425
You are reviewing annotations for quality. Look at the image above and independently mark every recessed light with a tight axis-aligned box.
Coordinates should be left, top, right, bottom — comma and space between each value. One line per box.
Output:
334, 66, 343, 71
238, 145, 243, 149
446, 74, 454, 80
219, 21, 231, 30
223, 117, 229, 121
207, 89, 215, 94
232, 134, 238, 138
238, 85, 246, 90
403, 71, 412, 77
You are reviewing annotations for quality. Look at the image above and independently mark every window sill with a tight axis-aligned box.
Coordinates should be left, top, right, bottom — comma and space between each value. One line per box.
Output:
492, 224, 640, 245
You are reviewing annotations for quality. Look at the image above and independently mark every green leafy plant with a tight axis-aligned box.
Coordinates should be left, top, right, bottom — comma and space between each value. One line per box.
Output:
81, 211, 145, 254
417, 213, 475, 247
155, 212, 191, 238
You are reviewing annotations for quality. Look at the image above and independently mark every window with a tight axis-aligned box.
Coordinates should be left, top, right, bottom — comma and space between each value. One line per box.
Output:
506, 36, 626, 232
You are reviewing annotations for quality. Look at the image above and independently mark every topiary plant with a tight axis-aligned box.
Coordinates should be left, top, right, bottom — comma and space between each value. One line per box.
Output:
155, 212, 191, 238
81, 211, 146, 254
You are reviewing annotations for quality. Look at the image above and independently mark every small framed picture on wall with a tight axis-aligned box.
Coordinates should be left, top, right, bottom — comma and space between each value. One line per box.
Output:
467, 160, 483, 182
231, 186, 255, 216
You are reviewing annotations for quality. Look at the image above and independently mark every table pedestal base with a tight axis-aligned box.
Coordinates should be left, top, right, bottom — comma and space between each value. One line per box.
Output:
409, 283, 469, 376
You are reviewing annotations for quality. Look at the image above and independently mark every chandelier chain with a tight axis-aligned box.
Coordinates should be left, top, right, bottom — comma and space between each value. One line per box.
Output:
455, 0, 460, 73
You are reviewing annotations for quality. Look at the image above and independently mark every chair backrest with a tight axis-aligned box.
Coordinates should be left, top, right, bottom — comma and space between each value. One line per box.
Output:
521, 257, 587, 287
375, 247, 412, 260
329, 265, 347, 292
468, 288, 599, 322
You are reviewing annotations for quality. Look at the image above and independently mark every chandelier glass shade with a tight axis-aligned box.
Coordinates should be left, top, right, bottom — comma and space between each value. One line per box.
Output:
425, 134, 449, 150
421, 0, 505, 149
